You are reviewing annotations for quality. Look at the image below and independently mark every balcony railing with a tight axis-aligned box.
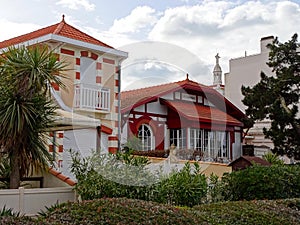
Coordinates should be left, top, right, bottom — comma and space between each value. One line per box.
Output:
74, 83, 110, 112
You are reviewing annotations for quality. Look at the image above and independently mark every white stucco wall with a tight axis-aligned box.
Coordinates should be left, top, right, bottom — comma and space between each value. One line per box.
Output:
147, 101, 168, 114
225, 38, 273, 112
62, 129, 97, 179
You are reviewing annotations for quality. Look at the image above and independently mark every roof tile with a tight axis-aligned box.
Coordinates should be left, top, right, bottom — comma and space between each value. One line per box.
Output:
0, 16, 113, 49
48, 168, 76, 186
121, 78, 212, 111
162, 100, 243, 126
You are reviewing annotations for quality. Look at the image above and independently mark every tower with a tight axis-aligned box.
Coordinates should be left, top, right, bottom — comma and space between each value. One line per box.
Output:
213, 53, 222, 85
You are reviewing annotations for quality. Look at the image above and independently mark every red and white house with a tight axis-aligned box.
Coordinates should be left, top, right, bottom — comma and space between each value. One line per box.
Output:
0, 16, 128, 177
121, 75, 247, 162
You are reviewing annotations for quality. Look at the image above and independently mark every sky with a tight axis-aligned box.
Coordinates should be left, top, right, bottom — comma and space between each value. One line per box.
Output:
0, 0, 299, 90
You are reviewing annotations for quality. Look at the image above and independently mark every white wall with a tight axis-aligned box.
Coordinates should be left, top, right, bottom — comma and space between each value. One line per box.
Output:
232, 132, 242, 160
63, 129, 97, 179
0, 187, 75, 216
147, 101, 167, 115
101, 132, 109, 153
225, 38, 274, 112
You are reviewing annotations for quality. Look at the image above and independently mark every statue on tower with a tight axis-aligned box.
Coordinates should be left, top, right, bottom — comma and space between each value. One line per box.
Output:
213, 53, 222, 86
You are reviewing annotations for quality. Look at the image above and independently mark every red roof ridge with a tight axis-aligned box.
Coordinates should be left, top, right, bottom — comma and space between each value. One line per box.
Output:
122, 78, 208, 94
0, 15, 113, 49
48, 167, 76, 186
53, 15, 66, 34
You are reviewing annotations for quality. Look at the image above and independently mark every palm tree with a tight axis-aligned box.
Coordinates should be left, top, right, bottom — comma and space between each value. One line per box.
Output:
0, 45, 67, 189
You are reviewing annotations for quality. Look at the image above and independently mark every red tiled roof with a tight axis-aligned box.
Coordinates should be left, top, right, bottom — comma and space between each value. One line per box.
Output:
0, 15, 113, 49
48, 168, 76, 186
162, 99, 243, 126
121, 78, 214, 112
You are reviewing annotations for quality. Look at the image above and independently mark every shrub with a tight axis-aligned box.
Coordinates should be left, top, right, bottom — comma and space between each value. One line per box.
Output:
70, 150, 159, 201
152, 163, 207, 207
263, 152, 284, 165
221, 164, 300, 201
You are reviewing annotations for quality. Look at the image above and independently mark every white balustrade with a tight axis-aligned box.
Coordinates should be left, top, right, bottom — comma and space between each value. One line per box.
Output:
74, 83, 110, 111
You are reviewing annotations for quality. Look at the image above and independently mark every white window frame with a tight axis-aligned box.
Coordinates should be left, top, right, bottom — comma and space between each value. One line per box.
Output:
138, 124, 154, 151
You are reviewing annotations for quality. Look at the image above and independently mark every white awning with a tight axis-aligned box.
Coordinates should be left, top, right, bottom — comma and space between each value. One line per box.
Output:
52, 109, 101, 131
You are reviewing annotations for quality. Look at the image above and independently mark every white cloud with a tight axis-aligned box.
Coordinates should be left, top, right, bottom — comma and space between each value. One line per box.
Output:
0, 19, 41, 42
148, 0, 300, 78
56, 0, 95, 11
109, 6, 158, 34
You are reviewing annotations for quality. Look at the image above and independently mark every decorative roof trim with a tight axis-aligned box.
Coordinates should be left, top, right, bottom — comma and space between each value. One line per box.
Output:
48, 168, 77, 186
0, 34, 128, 59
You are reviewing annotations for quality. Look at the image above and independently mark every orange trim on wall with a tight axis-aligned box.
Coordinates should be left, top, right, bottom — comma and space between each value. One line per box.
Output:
76, 72, 80, 80
91, 53, 98, 60
80, 51, 88, 57
58, 145, 64, 152
61, 48, 75, 56
101, 125, 113, 134
103, 58, 115, 64
96, 76, 101, 84
96, 62, 102, 70
108, 147, 118, 154
108, 136, 118, 141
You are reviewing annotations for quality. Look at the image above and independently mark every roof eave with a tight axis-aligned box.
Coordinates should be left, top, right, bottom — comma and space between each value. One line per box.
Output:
0, 34, 128, 59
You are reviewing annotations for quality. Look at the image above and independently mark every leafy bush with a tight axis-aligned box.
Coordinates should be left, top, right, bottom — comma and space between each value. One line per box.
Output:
0, 155, 10, 189
193, 198, 300, 225
2, 198, 300, 224
206, 174, 225, 203
70, 150, 159, 201
221, 164, 300, 201
263, 152, 284, 165
34, 198, 202, 225
70, 151, 208, 207
0, 206, 33, 225
151, 163, 207, 207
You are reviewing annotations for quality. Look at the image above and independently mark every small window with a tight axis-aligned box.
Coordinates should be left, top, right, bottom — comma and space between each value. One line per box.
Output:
174, 92, 181, 100
182, 93, 196, 102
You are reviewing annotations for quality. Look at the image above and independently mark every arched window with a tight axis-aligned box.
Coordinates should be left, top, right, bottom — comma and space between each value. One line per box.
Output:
138, 124, 153, 151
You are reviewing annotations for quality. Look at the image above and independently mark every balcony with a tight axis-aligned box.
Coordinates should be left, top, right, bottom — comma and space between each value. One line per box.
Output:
74, 83, 110, 112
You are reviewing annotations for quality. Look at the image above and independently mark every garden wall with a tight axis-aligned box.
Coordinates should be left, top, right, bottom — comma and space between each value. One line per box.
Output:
0, 187, 76, 215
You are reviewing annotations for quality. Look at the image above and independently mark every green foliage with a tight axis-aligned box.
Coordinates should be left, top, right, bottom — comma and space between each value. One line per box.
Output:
152, 163, 207, 207
262, 152, 284, 165
0, 155, 10, 189
206, 173, 225, 203
0, 206, 20, 217
221, 165, 300, 201
0, 45, 67, 188
2, 198, 300, 224
116, 148, 149, 166
70, 151, 207, 207
193, 198, 300, 225
122, 136, 143, 150
70, 150, 158, 201
242, 33, 300, 158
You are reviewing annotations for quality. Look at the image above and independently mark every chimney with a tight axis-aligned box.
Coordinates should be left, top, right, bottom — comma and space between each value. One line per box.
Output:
260, 36, 274, 53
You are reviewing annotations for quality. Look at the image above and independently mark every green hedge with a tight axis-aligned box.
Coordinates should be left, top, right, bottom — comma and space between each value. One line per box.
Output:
221, 165, 300, 201
1, 198, 300, 225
